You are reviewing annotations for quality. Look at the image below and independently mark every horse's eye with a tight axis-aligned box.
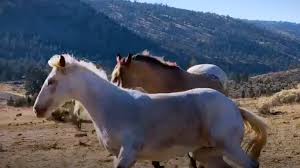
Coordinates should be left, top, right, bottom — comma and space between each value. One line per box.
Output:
47, 79, 56, 86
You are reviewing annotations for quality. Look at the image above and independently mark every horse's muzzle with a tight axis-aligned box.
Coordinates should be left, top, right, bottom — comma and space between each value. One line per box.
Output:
33, 105, 48, 118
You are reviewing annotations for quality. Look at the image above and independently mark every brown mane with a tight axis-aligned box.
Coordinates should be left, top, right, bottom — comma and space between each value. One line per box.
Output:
132, 54, 181, 70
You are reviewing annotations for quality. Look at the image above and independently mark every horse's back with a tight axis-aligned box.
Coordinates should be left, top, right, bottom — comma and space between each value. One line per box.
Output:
148, 88, 232, 112
143, 88, 243, 153
185, 72, 225, 94
184, 88, 244, 142
187, 64, 227, 84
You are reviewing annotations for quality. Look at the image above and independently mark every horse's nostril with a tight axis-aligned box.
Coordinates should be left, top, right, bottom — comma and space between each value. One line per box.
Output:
33, 106, 44, 113
33, 105, 47, 118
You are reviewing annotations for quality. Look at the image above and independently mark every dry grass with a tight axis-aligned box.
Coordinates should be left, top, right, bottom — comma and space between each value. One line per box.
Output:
227, 68, 300, 98
1, 81, 300, 168
256, 84, 300, 114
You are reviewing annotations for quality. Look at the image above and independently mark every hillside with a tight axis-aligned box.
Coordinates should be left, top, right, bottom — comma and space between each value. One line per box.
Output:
84, 0, 300, 74
227, 68, 300, 98
0, 0, 174, 81
1, 0, 300, 81
250, 20, 300, 40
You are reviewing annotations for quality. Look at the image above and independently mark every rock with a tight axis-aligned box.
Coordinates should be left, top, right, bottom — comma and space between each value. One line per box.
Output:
101, 158, 113, 162
293, 116, 300, 120
271, 111, 284, 115
78, 141, 89, 147
107, 153, 113, 157
16, 113, 22, 117
74, 133, 87, 137
0, 144, 7, 152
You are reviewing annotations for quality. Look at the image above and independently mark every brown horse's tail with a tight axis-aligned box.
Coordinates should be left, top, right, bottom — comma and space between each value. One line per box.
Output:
239, 108, 268, 160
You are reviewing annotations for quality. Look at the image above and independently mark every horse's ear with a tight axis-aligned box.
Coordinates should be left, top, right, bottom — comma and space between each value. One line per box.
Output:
59, 55, 66, 68
116, 53, 122, 63
125, 53, 133, 64
96, 64, 102, 69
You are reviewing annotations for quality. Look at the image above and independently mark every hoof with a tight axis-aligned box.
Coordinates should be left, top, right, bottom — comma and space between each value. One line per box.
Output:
188, 154, 197, 168
252, 159, 259, 168
152, 161, 164, 168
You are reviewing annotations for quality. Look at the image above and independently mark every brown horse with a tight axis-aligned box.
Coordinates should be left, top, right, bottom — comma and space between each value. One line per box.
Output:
111, 53, 225, 94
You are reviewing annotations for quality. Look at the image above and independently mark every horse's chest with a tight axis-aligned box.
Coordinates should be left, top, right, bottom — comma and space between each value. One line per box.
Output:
94, 126, 121, 155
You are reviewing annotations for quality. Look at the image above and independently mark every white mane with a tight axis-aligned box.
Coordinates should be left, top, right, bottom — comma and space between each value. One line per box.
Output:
48, 54, 108, 80
141, 50, 150, 56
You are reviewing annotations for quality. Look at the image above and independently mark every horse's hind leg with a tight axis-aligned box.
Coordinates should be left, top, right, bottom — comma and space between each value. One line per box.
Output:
76, 119, 81, 130
114, 146, 137, 168
211, 129, 258, 168
222, 144, 259, 168
187, 153, 197, 168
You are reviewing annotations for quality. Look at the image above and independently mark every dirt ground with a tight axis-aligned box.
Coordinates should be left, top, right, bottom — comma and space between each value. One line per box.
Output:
0, 85, 300, 168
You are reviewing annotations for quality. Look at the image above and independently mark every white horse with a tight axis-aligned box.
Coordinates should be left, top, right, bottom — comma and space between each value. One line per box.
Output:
187, 64, 228, 86
33, 54, 267, 168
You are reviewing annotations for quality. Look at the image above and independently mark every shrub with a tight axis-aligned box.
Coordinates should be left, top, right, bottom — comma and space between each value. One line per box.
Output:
270, 88, 300, 105
7, 96, 35, 107
256, 84, 300, 114
51, 109, 71, 122
13, 97, 28, 107
49, 101, 75, 122
7, 97, 14, 106
257, 103, 271, 115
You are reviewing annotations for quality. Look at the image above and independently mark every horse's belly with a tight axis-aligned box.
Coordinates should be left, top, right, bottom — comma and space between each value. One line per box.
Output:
138, 146, 196, 161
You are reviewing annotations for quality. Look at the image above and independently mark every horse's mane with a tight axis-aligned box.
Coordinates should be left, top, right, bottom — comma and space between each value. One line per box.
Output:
132, 53, 180, 70
48, 54, 108, 80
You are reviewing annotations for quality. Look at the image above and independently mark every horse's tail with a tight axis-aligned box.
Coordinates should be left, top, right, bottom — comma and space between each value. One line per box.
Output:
239, 108, 268, 160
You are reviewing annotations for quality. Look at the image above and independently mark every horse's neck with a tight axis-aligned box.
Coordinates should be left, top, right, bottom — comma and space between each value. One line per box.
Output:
136, 62, 185, 82
74, 70, 134, 127
146, 65, 187, 91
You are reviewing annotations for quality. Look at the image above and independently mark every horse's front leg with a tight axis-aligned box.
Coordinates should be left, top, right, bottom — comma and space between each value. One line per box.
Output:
114, 146, 138, 168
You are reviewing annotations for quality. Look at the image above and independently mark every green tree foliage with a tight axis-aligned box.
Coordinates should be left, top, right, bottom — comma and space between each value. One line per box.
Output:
1, 0, 300, 82
86, 0, 300, 74
0, 0, 174, 78
250, 20, 300, 40
24, 66, 48, 96
0, 57, 37, 81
